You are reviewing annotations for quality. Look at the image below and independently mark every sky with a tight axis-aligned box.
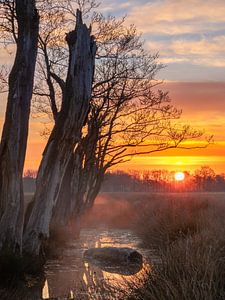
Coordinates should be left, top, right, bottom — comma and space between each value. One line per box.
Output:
1, 0, 225, 173
101, 0, 225, 173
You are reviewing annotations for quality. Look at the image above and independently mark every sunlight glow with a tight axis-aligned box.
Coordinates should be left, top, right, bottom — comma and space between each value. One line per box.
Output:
42, 280, 49, 299
174, 172, 185, 181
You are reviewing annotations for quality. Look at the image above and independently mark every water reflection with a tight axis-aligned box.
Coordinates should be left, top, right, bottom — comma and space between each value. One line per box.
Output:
42, 280, 49, 299
43, 229, 151, 299
0, 229, 151, 299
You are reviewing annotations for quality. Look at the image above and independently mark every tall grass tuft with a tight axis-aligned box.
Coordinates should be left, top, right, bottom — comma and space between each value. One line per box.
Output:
126, 196, 225, 300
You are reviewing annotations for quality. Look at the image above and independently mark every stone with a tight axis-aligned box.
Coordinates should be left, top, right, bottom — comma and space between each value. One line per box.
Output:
83, 247, 143, 275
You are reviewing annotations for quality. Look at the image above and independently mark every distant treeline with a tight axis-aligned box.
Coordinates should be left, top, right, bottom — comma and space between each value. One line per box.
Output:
23, 170, 36, 193
101, 167, 225, 193
23, 166, 225, 194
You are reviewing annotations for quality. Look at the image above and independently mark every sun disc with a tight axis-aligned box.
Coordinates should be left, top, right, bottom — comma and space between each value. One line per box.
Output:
175, 172, 185, 181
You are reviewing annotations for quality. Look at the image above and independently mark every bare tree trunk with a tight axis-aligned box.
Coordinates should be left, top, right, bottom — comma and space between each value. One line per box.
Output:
50, 117, 101, 231
0, 0, 39, 253
51, 170, 104, 239
51, 155, 75, 227
68, 172, 104, 239
51, 166, 104, 239
23, 10, 96, 256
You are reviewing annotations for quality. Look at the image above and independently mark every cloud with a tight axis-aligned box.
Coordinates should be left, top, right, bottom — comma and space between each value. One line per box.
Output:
147, 36, 225, 67
114, 0, 225, 72
126, 0, 225, 35
118, 154, 225, 173
170, 37, 225, 56
162, 81, 225, 141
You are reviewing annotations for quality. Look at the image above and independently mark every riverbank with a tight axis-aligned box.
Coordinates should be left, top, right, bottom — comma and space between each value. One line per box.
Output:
123, 193, 225, 299
1, 192, 225, 299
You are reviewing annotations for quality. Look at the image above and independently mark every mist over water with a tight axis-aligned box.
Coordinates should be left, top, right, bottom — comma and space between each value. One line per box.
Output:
43, 228, 152, 299
2, 192, 225, 299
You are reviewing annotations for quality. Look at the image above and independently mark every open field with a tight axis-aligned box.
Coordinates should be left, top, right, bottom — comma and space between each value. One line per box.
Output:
21, 192, 225, 299
82, 192, 225, 229
82, 192, 225, 299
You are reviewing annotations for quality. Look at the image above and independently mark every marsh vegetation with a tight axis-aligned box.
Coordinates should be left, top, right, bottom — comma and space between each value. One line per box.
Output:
109, 192, 225, 300
1, 192, 225, 299
0, 1, 222, 299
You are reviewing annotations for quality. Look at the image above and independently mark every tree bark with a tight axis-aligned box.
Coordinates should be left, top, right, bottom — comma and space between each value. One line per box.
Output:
51, 155, 75, 227
50, 116, 102, 231
23, 10, 96, 256
0, 0, 39, 253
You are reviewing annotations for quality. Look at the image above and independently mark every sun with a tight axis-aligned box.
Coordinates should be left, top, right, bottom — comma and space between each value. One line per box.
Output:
174, 172, 185, 181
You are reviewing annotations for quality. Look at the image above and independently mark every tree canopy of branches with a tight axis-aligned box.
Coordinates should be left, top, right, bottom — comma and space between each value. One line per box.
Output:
0, 0, 211, 258
33, 0, 209, 230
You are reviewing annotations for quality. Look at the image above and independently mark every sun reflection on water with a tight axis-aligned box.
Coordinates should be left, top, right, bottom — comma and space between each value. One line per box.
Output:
42, 279, 49, 299
42, 229, 153, 299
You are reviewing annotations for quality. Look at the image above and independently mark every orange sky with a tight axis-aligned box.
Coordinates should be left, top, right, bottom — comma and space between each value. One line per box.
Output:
17, 81, 224, 174
0, 1, 225, 174
0, 80, 224, 174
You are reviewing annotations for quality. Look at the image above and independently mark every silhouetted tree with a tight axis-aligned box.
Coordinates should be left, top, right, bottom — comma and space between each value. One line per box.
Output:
31, 1, 210, 238
0, 0, 212, 258
23, 10, 97, 255
0, 0, 39, 253
194, 166, 216, 191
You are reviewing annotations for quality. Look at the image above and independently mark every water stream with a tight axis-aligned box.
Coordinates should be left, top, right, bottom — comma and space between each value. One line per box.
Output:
42, 228, 154, 299
0, 228, 156, 299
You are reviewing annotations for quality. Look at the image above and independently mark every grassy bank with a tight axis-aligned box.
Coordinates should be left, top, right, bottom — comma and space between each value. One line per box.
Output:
6, 192, 225, 299
124, 194, 225, 300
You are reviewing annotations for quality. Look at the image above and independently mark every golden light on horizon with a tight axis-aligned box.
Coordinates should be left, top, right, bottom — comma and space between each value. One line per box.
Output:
174, 172, 185, 181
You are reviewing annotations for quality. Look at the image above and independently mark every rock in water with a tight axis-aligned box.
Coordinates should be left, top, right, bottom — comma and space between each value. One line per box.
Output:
83, 247, 143, 275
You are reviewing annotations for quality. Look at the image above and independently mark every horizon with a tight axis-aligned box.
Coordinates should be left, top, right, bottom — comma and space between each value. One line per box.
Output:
1, 0, 225, 173
0, 1, 225, 297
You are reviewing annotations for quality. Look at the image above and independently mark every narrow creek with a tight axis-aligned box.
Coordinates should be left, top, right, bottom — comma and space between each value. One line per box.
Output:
42, 228, 155, 299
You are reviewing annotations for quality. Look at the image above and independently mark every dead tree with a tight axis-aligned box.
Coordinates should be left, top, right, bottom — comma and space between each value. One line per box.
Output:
0, 0, 39, 253
51, 115, 101, 233
32, 5, 210, 235
23, 10, 96, 256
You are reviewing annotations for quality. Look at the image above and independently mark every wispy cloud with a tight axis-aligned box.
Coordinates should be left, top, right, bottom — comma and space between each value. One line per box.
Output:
147, 36, 225, 67
126, 0, 225, 35
163, 82, 225, 141
101, 0, 225, 74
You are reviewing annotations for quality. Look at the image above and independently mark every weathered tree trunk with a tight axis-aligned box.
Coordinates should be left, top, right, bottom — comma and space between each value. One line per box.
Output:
51, 155, 75, 227
0, 0, 39, 253
50, 116, 102, 232
51, 166, 104, 239
23, 10, 96, 256
66, 170, 104, 239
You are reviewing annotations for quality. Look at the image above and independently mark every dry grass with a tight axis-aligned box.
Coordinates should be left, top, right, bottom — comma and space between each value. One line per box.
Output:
81, 192, 225, 299
8, 192, 225, 299
124, 194, 225, 300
